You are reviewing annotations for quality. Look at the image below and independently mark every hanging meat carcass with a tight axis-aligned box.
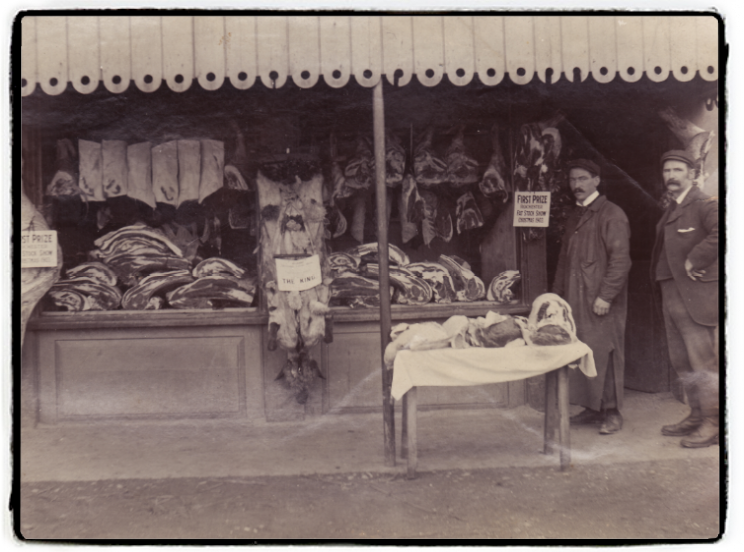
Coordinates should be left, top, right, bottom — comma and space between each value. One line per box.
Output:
326, 132, 349, 238
420, 190, 453, 246
385, 131, 406, 188
257, 169, 333, 404
414, 127, 447, 188
343, 136, 375, 243
445, 126, 479, 188
455, 191, 484, 234
479, 123, 510, 202
20, 190, 63, 345
398, 174, 425, 244
658, 106, 716, 206
513, 122, 563, 193
46, 139, 82, 198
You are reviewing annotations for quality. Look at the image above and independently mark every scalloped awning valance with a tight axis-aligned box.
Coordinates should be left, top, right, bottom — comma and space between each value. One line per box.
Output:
20, 14, 719, 97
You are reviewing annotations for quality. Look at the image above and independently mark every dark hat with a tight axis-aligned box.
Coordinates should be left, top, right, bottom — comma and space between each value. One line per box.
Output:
566, 158, 600, 177
661, 149, 695, 168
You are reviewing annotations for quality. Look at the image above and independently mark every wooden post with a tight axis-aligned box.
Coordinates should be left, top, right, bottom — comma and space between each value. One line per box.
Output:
406, 388, 418, 479
543, 369, 558, 455
557, 366, 571, 471
401, 392, 408, 459
373, 80, 395, 466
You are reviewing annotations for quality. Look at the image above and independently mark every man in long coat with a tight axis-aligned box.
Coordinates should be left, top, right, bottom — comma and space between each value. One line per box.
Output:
553, 159, 632, 435
652, 150, 719, 448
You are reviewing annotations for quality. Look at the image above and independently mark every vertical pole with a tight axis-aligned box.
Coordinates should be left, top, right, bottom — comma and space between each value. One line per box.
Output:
373, 80, 395, 466
406, 388, 418, 479
557, 366, 571, 471
543, 369, 558, 455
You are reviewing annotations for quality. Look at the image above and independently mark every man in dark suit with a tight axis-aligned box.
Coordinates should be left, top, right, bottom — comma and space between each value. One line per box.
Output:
652, 150, 719, 448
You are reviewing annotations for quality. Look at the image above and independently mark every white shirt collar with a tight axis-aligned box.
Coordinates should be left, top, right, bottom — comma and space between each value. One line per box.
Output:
577, 191, 600, 207
674, 185, 693, 204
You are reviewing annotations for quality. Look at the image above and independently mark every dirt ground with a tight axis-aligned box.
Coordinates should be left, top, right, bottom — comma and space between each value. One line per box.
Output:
16, 456, 721, 541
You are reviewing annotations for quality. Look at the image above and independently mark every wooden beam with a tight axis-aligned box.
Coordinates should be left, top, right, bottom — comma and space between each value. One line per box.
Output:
373, 80, 395, 466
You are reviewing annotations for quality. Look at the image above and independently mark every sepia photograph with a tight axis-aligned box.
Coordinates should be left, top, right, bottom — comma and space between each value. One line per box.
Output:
12, 9, 724, 542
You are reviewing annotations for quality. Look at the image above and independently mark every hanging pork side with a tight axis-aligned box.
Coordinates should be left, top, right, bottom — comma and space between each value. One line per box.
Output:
398, 174, 425, 243
46, 139, 83, 198
257, 169, 332, 404
438, 254, 486, 302
513, 119, 563, 193
420, 190, 453, 246
455, 191, 484, 234
325, 133, 349, 238
445, 127, 479, 188
414, 127, 447, 188
479, 123, 510, 202
385, 131, 406, 188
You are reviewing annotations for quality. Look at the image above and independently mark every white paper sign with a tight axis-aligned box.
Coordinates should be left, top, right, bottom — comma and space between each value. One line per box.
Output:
276, 254, 322, 291
21, 231, 58, 268
513, 191, 551, 227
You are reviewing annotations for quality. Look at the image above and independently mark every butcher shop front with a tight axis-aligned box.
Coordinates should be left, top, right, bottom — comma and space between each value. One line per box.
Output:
19, 14, 720, 439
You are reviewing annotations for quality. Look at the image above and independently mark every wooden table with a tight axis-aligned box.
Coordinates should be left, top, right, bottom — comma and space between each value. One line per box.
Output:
400, 365, 571, 479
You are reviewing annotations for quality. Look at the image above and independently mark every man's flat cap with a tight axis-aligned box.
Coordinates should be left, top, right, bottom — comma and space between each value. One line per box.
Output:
566, 158, 600, 177
661, 149, 695, 168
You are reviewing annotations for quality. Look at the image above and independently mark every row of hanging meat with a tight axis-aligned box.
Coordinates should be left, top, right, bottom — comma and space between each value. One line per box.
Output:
328, 125, 510, 246
45, 131, 251, 208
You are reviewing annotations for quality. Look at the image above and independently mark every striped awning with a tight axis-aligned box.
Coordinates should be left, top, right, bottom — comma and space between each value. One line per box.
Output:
20, 14, 719, 97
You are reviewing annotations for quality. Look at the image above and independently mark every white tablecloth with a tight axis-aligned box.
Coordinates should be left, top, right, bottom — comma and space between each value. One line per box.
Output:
391, 342, 596, 401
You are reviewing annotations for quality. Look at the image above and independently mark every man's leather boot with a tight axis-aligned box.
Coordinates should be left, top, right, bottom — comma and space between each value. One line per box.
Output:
661, 408, 703, 436
680, 417, 719, 448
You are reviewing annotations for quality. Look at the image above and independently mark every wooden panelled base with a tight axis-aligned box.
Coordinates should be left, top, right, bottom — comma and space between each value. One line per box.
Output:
403, 366, 571, 478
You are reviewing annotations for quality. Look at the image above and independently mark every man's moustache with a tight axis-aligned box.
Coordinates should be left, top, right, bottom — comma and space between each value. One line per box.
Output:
573, 189, 584, 195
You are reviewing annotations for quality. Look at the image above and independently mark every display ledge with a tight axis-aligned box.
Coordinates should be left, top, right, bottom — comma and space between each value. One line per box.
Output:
330, 301, 530, 323
28, 301, 530, 331
28, 308, 265, 330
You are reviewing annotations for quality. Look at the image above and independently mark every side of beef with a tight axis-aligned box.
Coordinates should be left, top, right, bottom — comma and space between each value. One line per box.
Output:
65, 261, 118, 287
106, 254, 192, 287
121, 270, 194, 310
166, 276, 254, 309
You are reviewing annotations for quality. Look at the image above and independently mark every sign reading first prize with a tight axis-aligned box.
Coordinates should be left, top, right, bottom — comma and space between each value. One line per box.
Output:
513, 192, 551, 227
21, 231, 58, 268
